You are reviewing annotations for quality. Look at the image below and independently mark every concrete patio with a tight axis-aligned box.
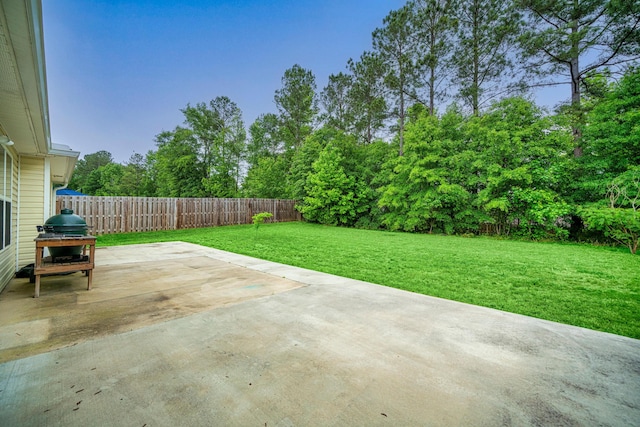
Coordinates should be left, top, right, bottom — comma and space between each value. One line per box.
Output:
0, 241, 638, 426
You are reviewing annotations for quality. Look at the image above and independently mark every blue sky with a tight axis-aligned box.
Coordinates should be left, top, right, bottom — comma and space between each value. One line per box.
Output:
43, 0, 406, 162
43, 1, 564, 163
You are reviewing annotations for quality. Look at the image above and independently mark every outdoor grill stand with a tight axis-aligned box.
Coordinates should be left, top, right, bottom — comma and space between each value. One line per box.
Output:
33, 235, 96, 298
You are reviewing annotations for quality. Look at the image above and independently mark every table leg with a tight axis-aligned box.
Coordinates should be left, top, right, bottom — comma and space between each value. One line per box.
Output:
34, 274, 40, 298
87, 268, 93, 291
34, 245, 43, 298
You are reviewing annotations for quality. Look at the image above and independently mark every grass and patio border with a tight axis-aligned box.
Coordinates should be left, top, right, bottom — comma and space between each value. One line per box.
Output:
96, 222, 640, 339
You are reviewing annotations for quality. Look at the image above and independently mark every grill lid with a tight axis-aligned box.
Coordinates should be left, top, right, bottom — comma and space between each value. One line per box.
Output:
43, 208, 88, 235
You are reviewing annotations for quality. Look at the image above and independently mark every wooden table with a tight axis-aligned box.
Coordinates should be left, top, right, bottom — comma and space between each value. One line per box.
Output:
33, 235, 96, 298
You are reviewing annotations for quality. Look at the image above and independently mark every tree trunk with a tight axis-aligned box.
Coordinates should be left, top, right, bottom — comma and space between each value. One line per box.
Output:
429, 67, 435, 116
429, 26, 436, 116
472, 0, 480, 116
570, 10, 583, 158
399, 90, 405, 156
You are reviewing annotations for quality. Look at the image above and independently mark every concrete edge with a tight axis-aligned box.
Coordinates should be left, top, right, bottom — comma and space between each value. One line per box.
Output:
104, 241, 640, 345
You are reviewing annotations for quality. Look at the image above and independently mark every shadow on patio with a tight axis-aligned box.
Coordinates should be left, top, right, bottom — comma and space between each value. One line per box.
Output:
0, 242, 304, 363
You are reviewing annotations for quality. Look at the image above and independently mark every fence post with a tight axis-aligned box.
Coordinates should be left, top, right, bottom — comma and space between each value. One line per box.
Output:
175, 198, 181, 230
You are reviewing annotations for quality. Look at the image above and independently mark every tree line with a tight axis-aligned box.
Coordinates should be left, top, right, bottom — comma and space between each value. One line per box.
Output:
69, 0, 640, 250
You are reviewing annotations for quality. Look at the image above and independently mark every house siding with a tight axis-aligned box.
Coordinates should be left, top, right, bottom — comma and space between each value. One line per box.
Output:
17, 156, 45, 270
0, 152, 18, 292
0, 227, 12, 291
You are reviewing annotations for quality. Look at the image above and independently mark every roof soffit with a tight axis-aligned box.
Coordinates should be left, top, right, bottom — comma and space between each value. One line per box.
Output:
0, 0, 49, 155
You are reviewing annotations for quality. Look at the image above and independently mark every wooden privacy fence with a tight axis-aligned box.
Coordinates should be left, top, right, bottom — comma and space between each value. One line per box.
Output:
56, 196, 302, 235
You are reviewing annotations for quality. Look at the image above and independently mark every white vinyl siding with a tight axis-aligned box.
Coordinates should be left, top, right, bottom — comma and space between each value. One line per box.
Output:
17, 156, 45, 269
0, 146, 16, 292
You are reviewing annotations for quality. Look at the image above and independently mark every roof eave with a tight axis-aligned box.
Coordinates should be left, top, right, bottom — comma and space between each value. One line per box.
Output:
0, 0, 79, 167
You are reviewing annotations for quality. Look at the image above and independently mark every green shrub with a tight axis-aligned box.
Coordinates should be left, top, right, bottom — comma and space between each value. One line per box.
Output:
580, 168, 640, 254
252, 212, 273, 232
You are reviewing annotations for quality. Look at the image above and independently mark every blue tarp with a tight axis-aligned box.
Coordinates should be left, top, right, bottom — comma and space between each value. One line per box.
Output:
56, 188, 86, 196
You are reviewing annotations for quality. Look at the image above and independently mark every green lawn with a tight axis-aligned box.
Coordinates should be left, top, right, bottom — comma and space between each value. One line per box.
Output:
97, 222, 640, 339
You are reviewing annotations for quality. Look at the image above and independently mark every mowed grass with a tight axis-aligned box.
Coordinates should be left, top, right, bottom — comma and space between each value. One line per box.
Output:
97, 222, 640, 339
